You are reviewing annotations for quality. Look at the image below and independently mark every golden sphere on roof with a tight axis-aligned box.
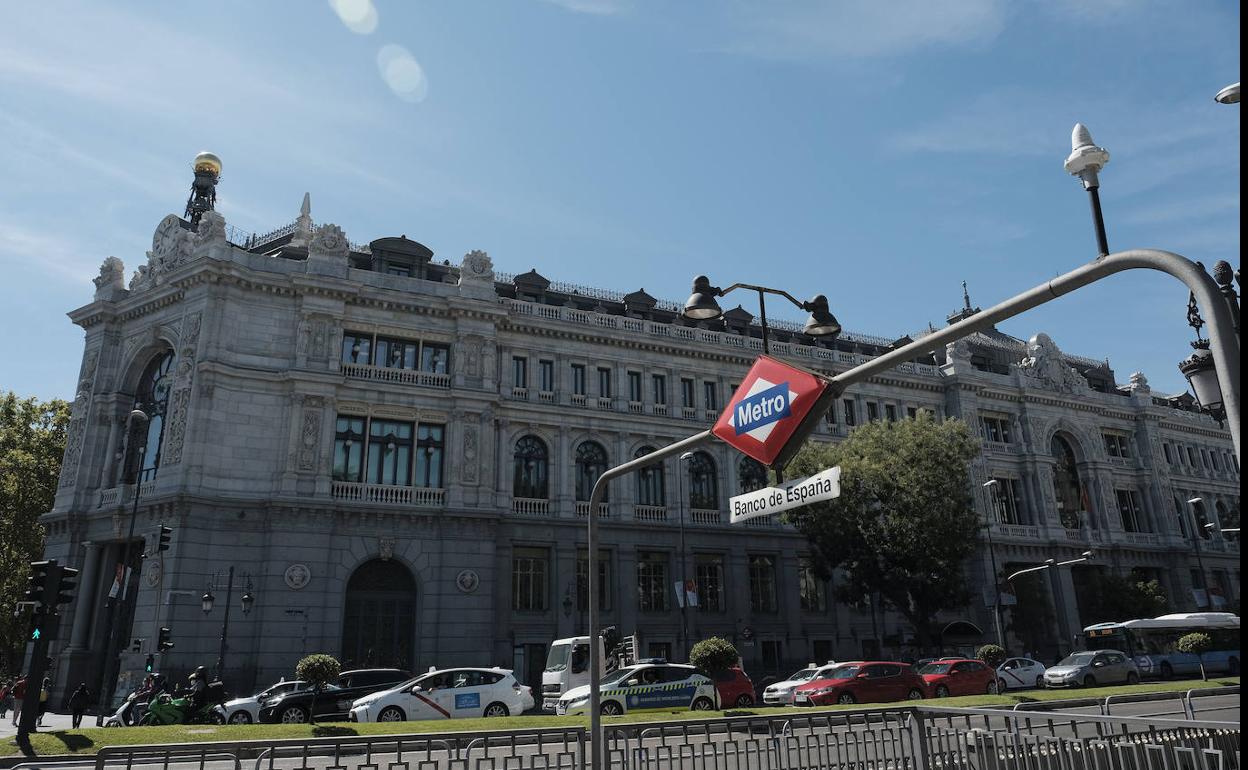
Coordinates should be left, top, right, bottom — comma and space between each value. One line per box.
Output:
193, 151, 222, 175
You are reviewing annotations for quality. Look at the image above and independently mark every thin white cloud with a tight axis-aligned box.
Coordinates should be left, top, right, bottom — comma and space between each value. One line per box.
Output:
0, 217, 102, 286
539, 0, 631, 16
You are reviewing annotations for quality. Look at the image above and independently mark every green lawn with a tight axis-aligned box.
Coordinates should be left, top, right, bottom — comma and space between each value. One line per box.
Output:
6, 676, 1238, 758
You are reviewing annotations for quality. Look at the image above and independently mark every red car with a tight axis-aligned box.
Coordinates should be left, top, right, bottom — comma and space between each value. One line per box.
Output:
793, 662, 926, 706
711, 667, 756, 708
919, 658, 999, 697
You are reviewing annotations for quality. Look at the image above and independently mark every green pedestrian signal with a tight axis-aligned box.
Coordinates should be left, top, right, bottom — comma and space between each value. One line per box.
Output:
145, 654, 155, 673
31, 627, 40, 640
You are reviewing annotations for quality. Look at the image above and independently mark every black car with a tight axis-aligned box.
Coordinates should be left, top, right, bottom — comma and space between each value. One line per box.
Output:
257, 668, 413, 723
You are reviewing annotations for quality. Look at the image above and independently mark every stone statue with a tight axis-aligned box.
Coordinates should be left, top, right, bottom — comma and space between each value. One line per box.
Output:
1128, 371, 1150, 393
1018, 333, 1088, 393
94, 257, 126, 294
945, 338, 972, 369
194, 210, 227, 245
310, 223, 349, 257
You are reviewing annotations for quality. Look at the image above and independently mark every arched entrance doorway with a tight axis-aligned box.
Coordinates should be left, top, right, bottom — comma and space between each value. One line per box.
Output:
341, 559, 416, 670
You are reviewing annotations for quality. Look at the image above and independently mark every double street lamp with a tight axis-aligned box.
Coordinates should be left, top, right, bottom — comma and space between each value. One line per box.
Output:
1006, 551, 1094, 583
1183, 497, 1212, 608
980, 480, 1007, 648
682, 276, 842, 354
202, 567, 255, 682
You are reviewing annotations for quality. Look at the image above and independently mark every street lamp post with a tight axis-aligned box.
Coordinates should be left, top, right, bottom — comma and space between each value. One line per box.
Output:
676, 452, 694, 661
1007, 551, 1093, 658
1184, 498, 1211, 609
202, 567, 254, 682
1064, 124, 1112, 257
980, 480, 1006, 648
682, 277, 842, 356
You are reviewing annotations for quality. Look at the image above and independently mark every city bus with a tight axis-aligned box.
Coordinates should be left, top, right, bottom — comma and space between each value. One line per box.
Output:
1083, 612, 1240, 679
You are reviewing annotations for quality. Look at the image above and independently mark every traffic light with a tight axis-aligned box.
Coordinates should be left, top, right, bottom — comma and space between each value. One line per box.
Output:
25, 561, 53, 612
158, 525, 173, 552
157, 627, 174, 651
145, 654, 155, 673
54, 566, 79, 607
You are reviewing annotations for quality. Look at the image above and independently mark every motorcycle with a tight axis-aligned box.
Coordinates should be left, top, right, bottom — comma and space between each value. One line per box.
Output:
104, 690, 141, 727
139, 682, 227, 726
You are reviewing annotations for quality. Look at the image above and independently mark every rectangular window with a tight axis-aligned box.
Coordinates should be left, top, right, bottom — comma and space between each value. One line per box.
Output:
866, 402, 879, 422
332, 416, 365, 481
1188, 447, 1197, 466
652, 374, 667, 405
414, 424, 444, 488
628, 371, 643, 403
385, 264, 411, 277
681, 378, 695, 408
798, 557, 826, 612
512, 547, 549, 611
576, 550, 611, 612
749, 555, 778, 612
598, 367, 612, 398
648, 642, 672, 661
907, 406, 918, 420
988, 478, 1026, 525
539, 359, 555, 392
1116, 490, 1147, 533
341, 332, 372, 365
843, 399, 857, 426
420, 343, 449, 373
1103, 433, 1131, 458
513, 356, 528, 388
761, 640, 782, 671
694, 554, 724, 612
572, 364, 587, 396
824, 403, 837, 427
366, 419, 413, 486
704, 382, 718, 411
981, 416, 1013, 444
637, 552, 669, 612
884, 404, 897, 422
1163, 443, 1174, 465
1211, 452, 1221, 471
1200, 449, 1210, 469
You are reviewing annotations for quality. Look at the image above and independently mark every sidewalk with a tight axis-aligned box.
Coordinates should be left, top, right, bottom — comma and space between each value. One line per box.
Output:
0, 712, 79, 738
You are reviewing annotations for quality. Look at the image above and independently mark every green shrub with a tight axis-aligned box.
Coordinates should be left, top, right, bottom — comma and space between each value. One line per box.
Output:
689, 637, 740, 674
975, 644, 1007, 668
1177, 633, 1212, 680
295, 654, 341, 723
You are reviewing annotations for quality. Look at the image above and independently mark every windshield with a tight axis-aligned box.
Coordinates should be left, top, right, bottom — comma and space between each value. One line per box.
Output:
599, 667, 638, 687
823, 666, 860, 680
919, 663, 953, 674
1059, 652, 1097, 666
257, 682, 298, 699
789, 668, 818, 682
545, 643, 572, 672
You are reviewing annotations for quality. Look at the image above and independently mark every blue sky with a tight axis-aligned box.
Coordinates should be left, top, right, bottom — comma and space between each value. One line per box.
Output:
0, 0, 1239, 401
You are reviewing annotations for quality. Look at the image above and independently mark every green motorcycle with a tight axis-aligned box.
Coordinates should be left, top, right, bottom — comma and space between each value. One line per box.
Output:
139, 683, 227, 725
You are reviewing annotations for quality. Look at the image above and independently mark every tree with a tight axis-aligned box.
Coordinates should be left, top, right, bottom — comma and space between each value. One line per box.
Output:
295, 654, 341, 723
1176, 632, 1212, 681
1005, 569, 1057, 657
689, 637, 739, 675
976, 644, 1006, 668
0, 393, 70, 674
785, 413, 982, 650
1078, 572, 1168, 624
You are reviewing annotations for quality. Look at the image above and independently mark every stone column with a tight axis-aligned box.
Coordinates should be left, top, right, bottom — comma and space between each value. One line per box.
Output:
68, 542, 103, 650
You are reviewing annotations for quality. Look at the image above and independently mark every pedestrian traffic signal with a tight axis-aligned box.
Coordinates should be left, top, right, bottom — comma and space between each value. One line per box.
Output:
157, 627, 174, 651
55, 566, 79, 606
145, 654, 155, 673
158, 525, 173, 552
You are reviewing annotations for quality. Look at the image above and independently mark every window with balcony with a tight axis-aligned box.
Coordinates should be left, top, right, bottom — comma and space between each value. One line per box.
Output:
333, 416, 444, 489
843, 399, 857, 426
1103, 432, 1131, 459
420, 343, 449, 374
637, 552, 669, 611
598, 367, 612, 398
366, 419, 413, 486
635, 446, 665, 506
627, 371, 642, 403
341, 332, 450, 374
512, 356, 528, 388
981, 415, 1013, 444
572, 364, 587, 396
681, 378, 695, 408
575, 441, 609, 502
738, 456, 768, 494
512, 547, 549, 611
513, 435, 549, 499
1116, 489, 1148, 532
688, 451, 719, 509
799, 557, 826, 612
694, 554, 724, 612
414, 424, 444, 488
652, 374, 667, 405
749, 555, 778, 612
539, 359, 555, 392
342, 333, 372, 364
576, 550, 611, 612
333, 416, 366, 482
704, 381, 718, 411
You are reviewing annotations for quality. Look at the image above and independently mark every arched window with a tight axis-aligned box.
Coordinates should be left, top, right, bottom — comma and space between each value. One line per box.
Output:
1191, 499, 1212, 540
738, 456, 768, 494
513, 436, 549, 499
575, 441, 609, 502
1050, 435, 1087, 530
635, 446, 665, 507
132, 351, 175, 481
341, 559, 416, 670
688, 451, 718, 510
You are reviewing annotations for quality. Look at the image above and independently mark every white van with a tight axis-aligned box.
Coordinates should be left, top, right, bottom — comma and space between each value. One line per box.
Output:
541, 636, 605, 711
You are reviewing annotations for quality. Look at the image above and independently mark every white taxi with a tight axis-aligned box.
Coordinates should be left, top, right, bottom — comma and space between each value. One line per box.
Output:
556, 663, 718, 716
349, 667, 534, 722
995, 657, 1048, 691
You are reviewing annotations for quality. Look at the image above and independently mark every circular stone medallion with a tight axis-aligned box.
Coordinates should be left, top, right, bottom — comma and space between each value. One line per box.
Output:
284, 563, 311, 590
455, 569, 480, 594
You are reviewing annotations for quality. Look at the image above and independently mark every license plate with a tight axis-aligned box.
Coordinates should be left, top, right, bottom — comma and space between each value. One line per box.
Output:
555, 704, 567, 716
543, 698, 559, 710
795, 694, 808, 702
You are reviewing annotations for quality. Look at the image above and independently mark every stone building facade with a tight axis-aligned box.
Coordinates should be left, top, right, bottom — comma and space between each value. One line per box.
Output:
40, 195, 1240, 705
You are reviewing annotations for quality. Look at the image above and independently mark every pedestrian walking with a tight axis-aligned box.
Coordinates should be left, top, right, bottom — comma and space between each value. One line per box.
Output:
9, 676, 26, 726
0, 680, 12, 719
69, 683, 92, 728
36, 677, 50, 727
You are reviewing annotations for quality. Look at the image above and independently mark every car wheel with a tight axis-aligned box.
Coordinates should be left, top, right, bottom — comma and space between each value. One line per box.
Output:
1126, 672, 1139, 685
600, 701, 623, 716
691, 697, 715, 711
483, 702, 510, 718
906, 689, 924, 700
836, 693, 856, 705
208, 711, 226, 725
1035, 676, 1044, 689
935, 685, 950, 698
987, 680, 999, 695
228, 711, 252, 725
734, 694, 755, 708
1159, 662, 1174, 680
1082, 675, 1096, 689
377, 706, 406, 722
279, 706, 309, 724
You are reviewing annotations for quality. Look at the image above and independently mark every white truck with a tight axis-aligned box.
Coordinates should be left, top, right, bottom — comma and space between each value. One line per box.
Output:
541, 629, 635, 712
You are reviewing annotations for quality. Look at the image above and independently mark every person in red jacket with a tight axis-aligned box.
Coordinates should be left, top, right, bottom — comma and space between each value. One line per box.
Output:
9, 677, 26, 727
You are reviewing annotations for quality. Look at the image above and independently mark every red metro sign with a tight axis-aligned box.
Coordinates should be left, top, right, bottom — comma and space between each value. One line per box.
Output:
712, 355, 835, 468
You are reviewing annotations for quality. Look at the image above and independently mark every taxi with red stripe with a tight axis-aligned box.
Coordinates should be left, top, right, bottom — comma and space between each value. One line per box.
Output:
349, 667, 534, 722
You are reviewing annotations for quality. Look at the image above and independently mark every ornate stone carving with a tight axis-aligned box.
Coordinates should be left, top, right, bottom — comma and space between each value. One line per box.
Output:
161, 387, 192, 465
455, 569, 480, 593
1128, 371, 1150, 393
284, 563, 311, 590
298, 402, 322, 471
194, 210, 227, 246
462, 250, 493, 280
1018, 333, 1089, 393
94, 257, 126, 295
945, 338, 972, 369
310, 223, 349, 257
461, 424, 479, 484
379, 537, 396, 561
58, 417, 86, 488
